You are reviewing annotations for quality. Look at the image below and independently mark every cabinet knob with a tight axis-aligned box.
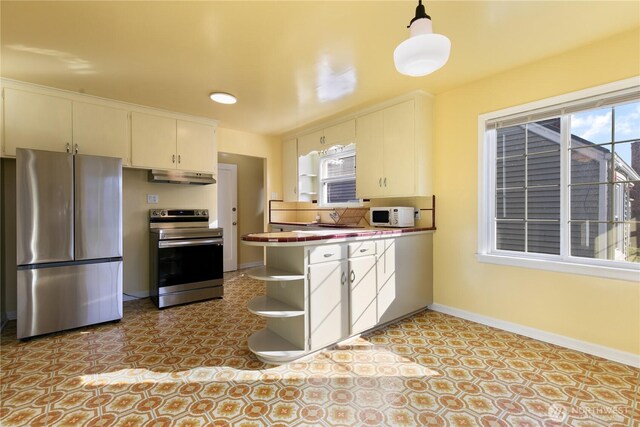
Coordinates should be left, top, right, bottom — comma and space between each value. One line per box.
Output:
74, 144, 79, 154
359, 248, 368, 253
384, 177, 387, 187
232, 222, 237, 226
66, 143, 71, 153
379, 178, 382, 187
350, 270, 355, 283
341, 272, 346, 285
172, 154, 176, 163
323, 253, 334, 258
178, 155, 181, 164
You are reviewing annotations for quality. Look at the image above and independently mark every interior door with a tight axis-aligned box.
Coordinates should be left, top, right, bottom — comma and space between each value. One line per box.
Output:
217, 163, 238, 271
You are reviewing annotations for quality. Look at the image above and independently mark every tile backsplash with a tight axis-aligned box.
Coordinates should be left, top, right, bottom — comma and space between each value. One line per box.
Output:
269, 196, 435, 228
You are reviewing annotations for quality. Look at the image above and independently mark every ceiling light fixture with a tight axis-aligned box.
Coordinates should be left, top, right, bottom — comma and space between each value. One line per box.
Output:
393, 0, 450, 77
209, 92, 237, 104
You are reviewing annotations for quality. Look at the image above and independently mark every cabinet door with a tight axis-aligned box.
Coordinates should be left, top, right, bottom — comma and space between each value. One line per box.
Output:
376, 238, 397, 324
324, 119, 355, 147
297, 130, 323, 157
131, 112, 176, 169
308, 259, 348, 350
177, 120, 216, 173
349, 255, 377, 335
382, 100, 415, 196
282, 138, 298, 202
356, 110, 385, 198
73, 102, 131, 165
3, 88, 72, 156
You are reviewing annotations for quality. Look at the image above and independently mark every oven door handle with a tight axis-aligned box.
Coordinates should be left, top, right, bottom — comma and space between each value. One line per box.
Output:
158, 238, 224, 248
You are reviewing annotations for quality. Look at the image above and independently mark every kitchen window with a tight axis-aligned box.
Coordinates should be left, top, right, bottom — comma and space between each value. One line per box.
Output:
478, 78, 640, 281
318, 145, 361, 207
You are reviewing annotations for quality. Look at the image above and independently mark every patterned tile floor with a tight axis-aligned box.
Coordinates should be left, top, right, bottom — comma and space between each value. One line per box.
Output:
1, 270, 638, 426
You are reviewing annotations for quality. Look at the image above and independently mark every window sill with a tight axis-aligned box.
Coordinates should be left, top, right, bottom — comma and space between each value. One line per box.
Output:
476, 253, 639, 282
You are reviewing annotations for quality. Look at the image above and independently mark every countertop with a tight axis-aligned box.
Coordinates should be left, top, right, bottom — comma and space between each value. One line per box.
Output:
241, 226, 436, 245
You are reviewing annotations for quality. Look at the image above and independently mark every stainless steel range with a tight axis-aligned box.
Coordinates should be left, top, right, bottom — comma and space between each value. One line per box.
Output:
149, 209, 223, 308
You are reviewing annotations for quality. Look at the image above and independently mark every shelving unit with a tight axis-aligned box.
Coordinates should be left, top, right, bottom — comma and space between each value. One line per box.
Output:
298, 152, 319, 202
246, 266, 304, 282
247, 295, 304, 318
248, 329, 307, 363
245, 248, 307, 364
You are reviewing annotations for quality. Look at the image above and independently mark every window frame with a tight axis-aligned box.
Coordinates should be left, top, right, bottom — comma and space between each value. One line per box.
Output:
478, 77, 640, 282
317, 145, 362, 208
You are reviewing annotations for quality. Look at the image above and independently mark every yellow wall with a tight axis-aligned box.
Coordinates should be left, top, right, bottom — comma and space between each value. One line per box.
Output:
432, 28, 640, 355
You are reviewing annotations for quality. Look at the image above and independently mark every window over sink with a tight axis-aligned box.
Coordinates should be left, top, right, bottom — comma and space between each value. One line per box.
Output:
318, 144, 361, 207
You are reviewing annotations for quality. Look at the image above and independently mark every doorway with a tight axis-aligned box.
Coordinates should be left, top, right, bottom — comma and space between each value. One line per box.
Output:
218, 163, 237, 272
217, 153, 265, 271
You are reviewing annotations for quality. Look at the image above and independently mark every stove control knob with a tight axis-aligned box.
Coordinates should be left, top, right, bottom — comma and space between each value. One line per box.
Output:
152, 210, 158, 216
161, 210, 167, 216
201, 209, 208, 216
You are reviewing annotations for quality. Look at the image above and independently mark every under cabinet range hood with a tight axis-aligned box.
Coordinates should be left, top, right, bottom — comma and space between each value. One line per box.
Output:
148, 169, 216, 185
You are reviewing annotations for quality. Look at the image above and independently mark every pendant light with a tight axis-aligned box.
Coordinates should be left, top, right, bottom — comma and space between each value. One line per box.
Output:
394, 0, 450, 77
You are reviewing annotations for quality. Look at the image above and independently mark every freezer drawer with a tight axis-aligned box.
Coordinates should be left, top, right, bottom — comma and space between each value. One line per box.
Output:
17, 261, 123, 339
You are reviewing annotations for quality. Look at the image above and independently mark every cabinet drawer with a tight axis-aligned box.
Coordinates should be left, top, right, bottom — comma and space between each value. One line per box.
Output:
308, 244, 346, 264
348, 241, 376, 258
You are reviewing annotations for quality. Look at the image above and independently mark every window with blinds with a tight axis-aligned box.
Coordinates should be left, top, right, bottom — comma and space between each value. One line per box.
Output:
480, 81, 640, 277
318, 146, 360, 206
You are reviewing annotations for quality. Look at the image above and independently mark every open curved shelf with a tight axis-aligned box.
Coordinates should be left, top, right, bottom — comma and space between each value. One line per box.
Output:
246, 266, 304, 281
248, 328, 306, 363
248, 296, 304, 318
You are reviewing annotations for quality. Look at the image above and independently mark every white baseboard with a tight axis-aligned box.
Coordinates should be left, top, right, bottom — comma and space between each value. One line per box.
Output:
238, 261, 264, 270
429, 303, 640, 368
123, 291, 150, 302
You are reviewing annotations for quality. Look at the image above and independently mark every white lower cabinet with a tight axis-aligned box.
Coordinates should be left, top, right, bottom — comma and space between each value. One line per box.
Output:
308, 259, 349, 350
348, 255, 377, 335
243, 233, 433, 364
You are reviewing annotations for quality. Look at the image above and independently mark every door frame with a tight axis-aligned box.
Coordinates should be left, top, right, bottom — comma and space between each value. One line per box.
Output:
218, 163, 238, 272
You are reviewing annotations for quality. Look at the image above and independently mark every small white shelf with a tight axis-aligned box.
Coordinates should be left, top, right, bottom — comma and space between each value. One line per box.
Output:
248, 296, 304, 318
246, 266, 304, 281
300, 192, 317, 195
248, 329, 305, 363
299, 173, 317, 177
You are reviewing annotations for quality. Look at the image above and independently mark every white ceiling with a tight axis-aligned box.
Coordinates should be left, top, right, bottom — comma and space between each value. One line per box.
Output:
1, 1, 638, 136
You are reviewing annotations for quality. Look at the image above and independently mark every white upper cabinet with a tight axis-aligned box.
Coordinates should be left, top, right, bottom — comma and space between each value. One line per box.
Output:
3, 88, 72, 156
282, 138, 298, 202
176, 120, 216, 173
73, 102, 131, 165
130, 114, 217, 173
131, 112, 177, 170
1, 80, 217, 172
297, 119, 355, 156
356, 94, 432, 198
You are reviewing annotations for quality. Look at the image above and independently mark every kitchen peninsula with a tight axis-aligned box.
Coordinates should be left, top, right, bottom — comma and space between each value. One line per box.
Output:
241, 227, 434, 363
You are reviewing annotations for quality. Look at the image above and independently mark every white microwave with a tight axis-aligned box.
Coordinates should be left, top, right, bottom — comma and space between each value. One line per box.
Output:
370, 207, 415, 227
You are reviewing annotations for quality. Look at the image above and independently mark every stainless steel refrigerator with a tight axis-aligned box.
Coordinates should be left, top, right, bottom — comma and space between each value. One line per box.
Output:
16, 148, 123, 339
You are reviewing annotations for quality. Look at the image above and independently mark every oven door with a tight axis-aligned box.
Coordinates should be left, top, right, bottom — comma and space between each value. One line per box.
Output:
156, 237, 223, 290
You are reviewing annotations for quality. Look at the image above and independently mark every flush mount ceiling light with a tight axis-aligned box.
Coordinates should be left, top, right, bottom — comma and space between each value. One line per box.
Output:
209, 92, 237, 104
393, 0, 451, 77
